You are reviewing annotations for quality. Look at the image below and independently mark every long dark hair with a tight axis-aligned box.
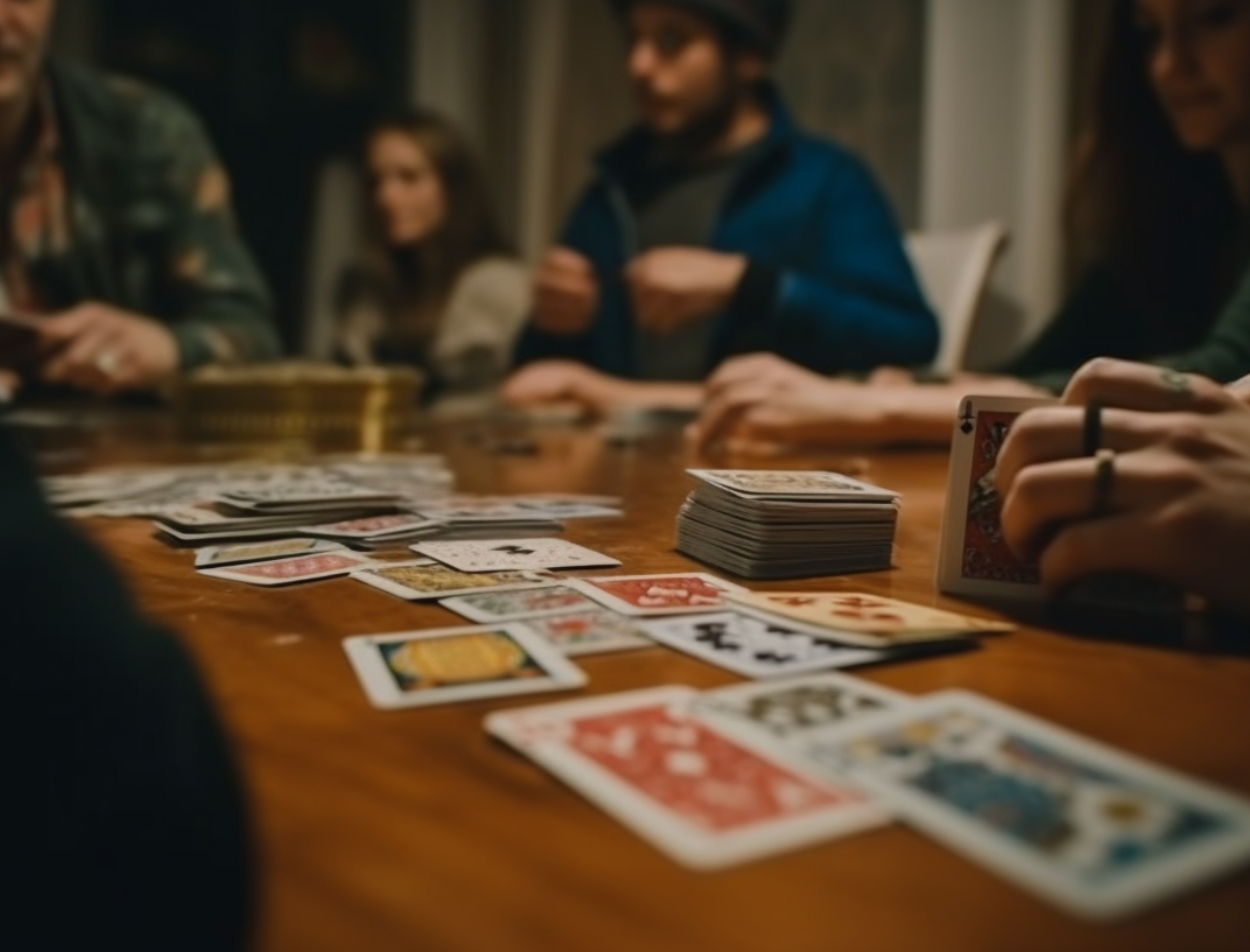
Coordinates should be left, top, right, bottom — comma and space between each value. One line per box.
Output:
1066, 0, 1239, 344
357, 108, 511, 333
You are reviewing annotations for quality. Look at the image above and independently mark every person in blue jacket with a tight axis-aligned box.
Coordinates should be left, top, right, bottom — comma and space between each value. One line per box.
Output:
502, 0, 937, 413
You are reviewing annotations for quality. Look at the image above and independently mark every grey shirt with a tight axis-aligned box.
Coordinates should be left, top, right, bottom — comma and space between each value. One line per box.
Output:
631, 141, 765, 381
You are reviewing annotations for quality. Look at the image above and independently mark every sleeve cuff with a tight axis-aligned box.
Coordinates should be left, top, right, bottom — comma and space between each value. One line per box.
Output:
721, 260, 781, 356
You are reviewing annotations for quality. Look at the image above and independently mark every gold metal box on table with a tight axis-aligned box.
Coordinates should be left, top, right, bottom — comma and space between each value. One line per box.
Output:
172, 362, 422, 450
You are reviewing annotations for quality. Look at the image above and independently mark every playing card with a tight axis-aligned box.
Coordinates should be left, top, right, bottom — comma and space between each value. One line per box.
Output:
515, 609, 655, 657
411, 538, 621, 573
688, 469, 898, 502
937, 395, 1053, 598
439, 584, 599, 623
198, 551, 372, 586
513, 500, 623, 519
343, 624, 586, 709
352, 561, 551, 600
485, 687, 889, 869
565, 573, 745, 616
725, 591, 1014, 648
300, 512, 432, 540
811, 691, 1250, 920
639, 611, 887, 678
194, 537, 344, 568
691, 673, 912, 746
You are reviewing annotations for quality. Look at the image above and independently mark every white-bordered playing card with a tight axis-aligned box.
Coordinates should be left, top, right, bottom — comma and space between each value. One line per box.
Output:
639, 611, 886, 678
198, 550, 373, 586
411, 538, 621, 573
351, 560, 551, 601
194, 537, 344, 568
809, 690, 1250, 920
564, 572, 746, 616
439, 583, 599, 623
687, 469, 899, 502
485, 686, 889, 870
937, 395, 1053, 599
343, 623, 586, 709
514, 609, 655, 657
691, 672, 913, 749
300, 512, 433, 540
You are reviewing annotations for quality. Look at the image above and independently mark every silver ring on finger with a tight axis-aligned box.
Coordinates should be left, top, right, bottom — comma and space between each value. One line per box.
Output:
94, 351, 120, 377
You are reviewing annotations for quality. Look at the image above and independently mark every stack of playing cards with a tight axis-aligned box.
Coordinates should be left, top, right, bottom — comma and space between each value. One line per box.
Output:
485, 674, 1250, 918
674, 470, 899, 579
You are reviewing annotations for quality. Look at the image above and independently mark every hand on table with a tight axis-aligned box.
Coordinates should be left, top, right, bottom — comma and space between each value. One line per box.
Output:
37, 302, 180, 395
996, 357, 1250, 615
626, 247, 745, 335
500, 360, 635, 414
532, 248, 600, 336
688, 353, 887, 453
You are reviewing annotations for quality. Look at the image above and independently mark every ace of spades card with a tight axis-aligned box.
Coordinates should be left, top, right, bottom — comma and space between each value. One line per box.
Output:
937, 396, 1053, 599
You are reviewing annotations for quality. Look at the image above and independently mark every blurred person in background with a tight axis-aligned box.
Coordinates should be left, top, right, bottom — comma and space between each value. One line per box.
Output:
335, 108, 530, 408
689, 0, 1250, 453
503, 0, 935, 414
0, 0, 278, 401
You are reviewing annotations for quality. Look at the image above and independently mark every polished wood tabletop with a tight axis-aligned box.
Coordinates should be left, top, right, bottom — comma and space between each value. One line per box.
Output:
36, 412, 1250, 952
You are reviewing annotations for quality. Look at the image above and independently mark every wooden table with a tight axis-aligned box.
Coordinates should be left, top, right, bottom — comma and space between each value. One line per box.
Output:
45, 414, 1250, 952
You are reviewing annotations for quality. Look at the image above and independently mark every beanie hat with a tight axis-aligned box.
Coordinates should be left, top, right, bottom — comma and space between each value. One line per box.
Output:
610, 0, 795, 58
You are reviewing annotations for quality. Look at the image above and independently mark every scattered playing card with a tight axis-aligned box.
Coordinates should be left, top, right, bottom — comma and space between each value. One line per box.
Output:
300, 512, 432, 540
515, 608, 655, 657
937, 396, 1052, 599
411, 538, 621, 573
352, 561, 551, 601
565, 573, 745, 616
691, 673, 912, 746
725, 591, 1014, 648
439, 584, 599, 623
640, 611, 886, 678
811, 691, 1250, 920
194, 537, 344, 568
486, 687, 888, 869
198, 551, 372, 586
343, 624, 587, 709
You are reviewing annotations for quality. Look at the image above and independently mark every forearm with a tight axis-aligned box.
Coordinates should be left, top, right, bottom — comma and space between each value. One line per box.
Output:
874, 374, 1050, 445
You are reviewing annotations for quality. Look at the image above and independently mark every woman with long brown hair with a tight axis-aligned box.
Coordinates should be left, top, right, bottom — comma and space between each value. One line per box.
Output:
336, 108, 530, 405
687, 0, 1250, 451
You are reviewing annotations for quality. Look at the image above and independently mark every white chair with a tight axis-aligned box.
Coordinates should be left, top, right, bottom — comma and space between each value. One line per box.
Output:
301, 158, 365, 359
905, 221, 1008, 376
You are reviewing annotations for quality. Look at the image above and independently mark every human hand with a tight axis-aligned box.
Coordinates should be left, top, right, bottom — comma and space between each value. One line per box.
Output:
37, 302, 180, 395
625, 247, 745, 335
500, 360, 633, 414
688, 352, 888, 454
996, 358, 1250, 614
0, 368, 20, 402
532, 248, 600, 335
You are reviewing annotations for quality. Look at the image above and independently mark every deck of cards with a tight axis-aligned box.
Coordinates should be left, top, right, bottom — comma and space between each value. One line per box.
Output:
675, 469, 899, 579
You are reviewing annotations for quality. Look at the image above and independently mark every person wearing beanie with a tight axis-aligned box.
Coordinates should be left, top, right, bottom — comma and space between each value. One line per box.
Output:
503, 0, 937, 413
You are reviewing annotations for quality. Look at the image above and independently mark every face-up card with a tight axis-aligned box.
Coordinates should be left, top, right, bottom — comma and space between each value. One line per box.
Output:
566, 573, 745, 616
300, 512, 431, 539
938, 396, 1053, 599
343, 624, 586, 709
691, 673, 911, 746
352, 561, 551, 600
515, 609, 655, 657
198, 550, 371, 586
726, 591, 1014, 647
485, 687, 888, 869
439, 584, 599, 623
221, 482, 397, 506
639, 611, 886, 678
411, 538, 621, 573
513, 500, 623, 519
194, 537, 343, 568
812, 691, 1250, 920
688, 469, 898, 501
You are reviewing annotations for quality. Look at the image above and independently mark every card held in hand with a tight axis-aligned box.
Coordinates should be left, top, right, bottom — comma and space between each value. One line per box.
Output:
937, 395, 1054, 599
